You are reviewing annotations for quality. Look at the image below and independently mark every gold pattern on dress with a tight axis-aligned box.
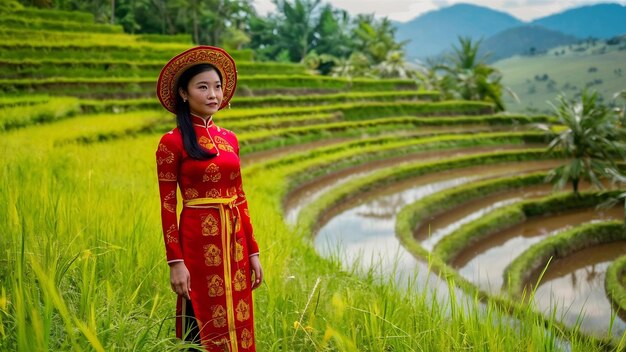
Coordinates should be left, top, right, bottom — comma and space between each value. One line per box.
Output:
157, 143, 175, 165
235, 239, 244, 262
215, 136, 235, 152
230, 171, 240, 180
184, 188, 199, 199
163, 190, 176, 213
235, 218, 241, 233
158, 171, 177, 181
203, 244, 222, 266
203, 163, 221, 182
207, 275, 225, 297
207, 188, 221, 198
198, 136, 215, 150
165, 224, 178, 243
236, 299, 250, 322
233, 269, 247, 291
211, 305, 227, 328
227, 186, 237, 197
244, 208, 250, 217
241, 328, 253, 349
201, 214, 219, 236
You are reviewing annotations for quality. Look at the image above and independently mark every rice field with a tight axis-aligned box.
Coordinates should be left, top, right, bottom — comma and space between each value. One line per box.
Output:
1, 5, 624, 352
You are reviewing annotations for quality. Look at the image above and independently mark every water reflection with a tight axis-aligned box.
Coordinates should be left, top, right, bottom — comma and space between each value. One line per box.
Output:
454, 209, 623, 292
531, 241, 626, 337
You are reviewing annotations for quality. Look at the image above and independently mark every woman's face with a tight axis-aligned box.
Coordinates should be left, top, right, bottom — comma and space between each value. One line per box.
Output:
180, 69, 223, 118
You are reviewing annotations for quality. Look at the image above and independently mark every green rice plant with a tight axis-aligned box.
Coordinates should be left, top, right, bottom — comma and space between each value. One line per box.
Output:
0, 42, 252, 62
0, 119, 612, 350
0, 16, 123, 33
0, 97, 80, 131
235, 115, 547, 147
0, 58, 305, 79
79, 91, 435, 113
605, 254, 626, 325
0, 94, 49, 108
7, 8, 94, 23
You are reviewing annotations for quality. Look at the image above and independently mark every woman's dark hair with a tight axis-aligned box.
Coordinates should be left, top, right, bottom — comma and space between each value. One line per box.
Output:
175, 63, 223, 160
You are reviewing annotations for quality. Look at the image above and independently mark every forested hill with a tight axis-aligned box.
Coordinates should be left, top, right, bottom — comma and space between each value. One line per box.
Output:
396, 2, 626, 60
532, 3, 626, 39
395, 3, 521, 59
480, 25, 580, 63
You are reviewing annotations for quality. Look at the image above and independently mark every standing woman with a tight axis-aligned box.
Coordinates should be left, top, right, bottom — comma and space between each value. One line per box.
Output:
155, 46, 263, 351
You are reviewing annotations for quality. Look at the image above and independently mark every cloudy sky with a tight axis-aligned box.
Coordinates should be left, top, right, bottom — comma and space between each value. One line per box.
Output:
253, 0, 626, 22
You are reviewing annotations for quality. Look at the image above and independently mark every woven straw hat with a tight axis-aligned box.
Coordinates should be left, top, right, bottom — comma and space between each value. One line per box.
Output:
156, 46, 237, 113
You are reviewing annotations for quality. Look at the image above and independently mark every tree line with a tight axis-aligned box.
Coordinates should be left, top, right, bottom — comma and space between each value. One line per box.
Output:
18, 0, 403, 73
13, 0, 509, 110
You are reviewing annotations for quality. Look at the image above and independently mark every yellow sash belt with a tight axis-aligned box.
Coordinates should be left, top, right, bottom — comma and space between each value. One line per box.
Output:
183, 195, 237, 208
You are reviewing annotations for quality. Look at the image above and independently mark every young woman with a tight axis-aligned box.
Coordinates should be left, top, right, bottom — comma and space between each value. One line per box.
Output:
155, 46, 263, 351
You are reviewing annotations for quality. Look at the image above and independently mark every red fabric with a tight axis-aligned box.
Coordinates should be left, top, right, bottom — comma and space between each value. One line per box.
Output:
156, 115, 258, 351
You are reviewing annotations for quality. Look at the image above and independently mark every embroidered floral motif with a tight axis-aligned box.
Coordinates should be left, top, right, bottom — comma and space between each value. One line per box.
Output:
203, 163, 221, 182
233, 269, 247, 291
207, 188, 221, 198
165, 224, 178, 243
158, 172, 177, 181
236, 299, 250, 322
207, 275, 225, 297
241, 328, 253, 349
235, 239, 244, 262
184, 188, 199, 199
198, 136, 215, 150
215, 136, 234, 153
228, 186, 237, 197
211, 305, 227, 328
230, 171, 240, 180
163, 190, 176, 213
203, 244, 222, 266
156, 143, 174, 165
201, 214, 219, 236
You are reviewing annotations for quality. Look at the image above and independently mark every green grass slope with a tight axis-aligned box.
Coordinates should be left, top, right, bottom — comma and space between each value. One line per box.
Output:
496, 38, 626, 113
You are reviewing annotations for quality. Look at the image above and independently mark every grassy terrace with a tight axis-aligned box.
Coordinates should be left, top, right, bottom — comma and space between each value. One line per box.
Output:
1, 5, 624, 351
505, 221, 626, 297
606, 254, 626, 319
0, 59, 308, 78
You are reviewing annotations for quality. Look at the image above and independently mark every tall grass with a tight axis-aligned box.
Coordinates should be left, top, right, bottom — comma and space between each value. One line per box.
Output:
0, 116, 611, 350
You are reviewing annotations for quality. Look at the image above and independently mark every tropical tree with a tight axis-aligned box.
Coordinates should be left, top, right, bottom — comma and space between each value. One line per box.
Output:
272, 0, 321, 62
436, 37, 506, 111
374, 50, 416, 79
351, 14, 403, 66
537, 90, 626, 196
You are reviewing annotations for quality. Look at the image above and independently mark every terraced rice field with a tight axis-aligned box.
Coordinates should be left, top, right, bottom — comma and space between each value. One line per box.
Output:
1, 6, 625, 351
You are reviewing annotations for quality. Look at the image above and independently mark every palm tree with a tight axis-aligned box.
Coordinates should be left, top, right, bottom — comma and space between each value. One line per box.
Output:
537, 90, 626, 196
374, 50, 416, 79
436, 37, 506, 111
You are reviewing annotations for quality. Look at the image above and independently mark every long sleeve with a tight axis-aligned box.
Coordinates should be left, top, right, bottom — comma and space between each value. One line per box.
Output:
156, 132, 184, 263
232, 134, 260, 257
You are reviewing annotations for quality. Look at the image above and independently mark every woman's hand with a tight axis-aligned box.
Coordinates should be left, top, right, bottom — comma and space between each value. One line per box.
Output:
170, 261, 191, 300
249, 255, 263, 290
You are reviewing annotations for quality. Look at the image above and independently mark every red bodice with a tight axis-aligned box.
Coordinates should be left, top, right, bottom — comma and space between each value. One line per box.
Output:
155, 114, 259, 263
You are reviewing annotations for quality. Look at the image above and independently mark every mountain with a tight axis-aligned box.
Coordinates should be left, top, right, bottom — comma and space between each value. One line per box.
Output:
480, 25, 580, 63
395, 3, 522, 60
532, 3, 626, 39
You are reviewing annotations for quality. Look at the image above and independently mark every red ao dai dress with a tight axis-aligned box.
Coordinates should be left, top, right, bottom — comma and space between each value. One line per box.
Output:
156, 114, 259, 351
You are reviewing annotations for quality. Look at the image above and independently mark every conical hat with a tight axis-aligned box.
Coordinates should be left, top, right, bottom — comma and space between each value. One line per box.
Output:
156, 46, 237, 113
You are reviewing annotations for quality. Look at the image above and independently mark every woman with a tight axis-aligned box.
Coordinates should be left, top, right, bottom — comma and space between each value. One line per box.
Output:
155, 46, 263, 351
